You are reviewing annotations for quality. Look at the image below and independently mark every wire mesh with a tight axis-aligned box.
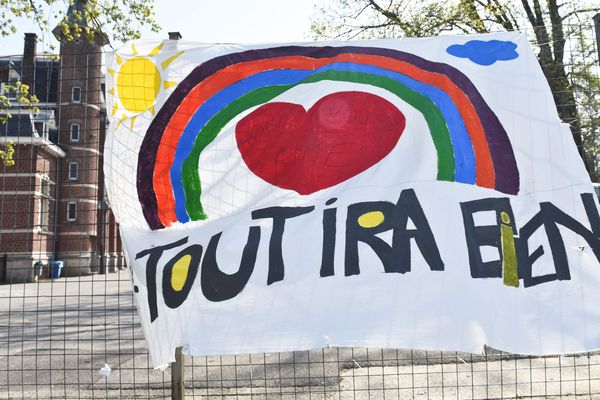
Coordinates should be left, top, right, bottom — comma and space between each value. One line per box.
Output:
0, 22, 599, 400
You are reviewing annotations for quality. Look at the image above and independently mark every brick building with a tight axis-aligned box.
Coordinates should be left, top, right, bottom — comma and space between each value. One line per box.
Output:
0, 2, 123, 282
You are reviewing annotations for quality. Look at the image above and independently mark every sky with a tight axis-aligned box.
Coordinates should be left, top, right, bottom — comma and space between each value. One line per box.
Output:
3, 0, 317, 55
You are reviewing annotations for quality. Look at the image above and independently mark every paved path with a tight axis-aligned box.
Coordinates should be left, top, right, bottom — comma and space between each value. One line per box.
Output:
0, 271, 598, 399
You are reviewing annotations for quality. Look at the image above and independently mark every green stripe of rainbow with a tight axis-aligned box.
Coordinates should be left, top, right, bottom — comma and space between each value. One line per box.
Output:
137, 46, 519, 230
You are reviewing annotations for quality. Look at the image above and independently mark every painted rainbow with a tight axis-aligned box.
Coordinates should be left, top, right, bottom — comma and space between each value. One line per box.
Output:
136, 46, 520, 230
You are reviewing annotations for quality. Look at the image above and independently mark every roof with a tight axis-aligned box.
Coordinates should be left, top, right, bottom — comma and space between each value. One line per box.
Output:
65, 0, 91, 27
52, 0, 109, 45
0, 109, 58, 144
0, 112, 36, 137
0, 56, 59, 103
0, 135, 65, 158
34, 109, 55, 124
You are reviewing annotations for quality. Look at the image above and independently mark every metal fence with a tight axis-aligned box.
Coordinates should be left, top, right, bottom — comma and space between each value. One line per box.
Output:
0, 21, 599, 400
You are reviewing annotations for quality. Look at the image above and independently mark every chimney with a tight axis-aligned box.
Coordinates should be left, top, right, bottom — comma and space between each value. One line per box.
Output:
168, 32, 182, 40
22, 33, 37, 91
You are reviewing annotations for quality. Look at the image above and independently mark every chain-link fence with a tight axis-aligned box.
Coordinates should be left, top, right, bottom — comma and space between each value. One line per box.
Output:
0, 21, 599, 400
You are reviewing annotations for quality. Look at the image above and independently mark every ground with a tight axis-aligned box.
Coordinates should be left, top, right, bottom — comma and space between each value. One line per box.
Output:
0, 271, 598, 399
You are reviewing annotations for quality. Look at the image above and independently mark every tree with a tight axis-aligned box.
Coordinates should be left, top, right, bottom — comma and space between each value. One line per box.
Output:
311, 0, 600, 181
0, 0, 159, 43
0, 0, 160, 165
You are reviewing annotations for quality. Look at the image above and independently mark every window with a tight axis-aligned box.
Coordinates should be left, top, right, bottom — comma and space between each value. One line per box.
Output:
34, 122, 44, 136
68, 162, 78, 180
0, 68, 8, 82
38, 178, 50, 230
67, 201, 77, 222
71, 86, 81, 102
70, 123, 80, 142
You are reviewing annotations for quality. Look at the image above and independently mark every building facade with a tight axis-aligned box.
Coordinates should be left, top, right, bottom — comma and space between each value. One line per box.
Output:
0, 4, 122, 282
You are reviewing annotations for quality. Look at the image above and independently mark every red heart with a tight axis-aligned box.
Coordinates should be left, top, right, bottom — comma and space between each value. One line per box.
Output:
235, 91, 406, 195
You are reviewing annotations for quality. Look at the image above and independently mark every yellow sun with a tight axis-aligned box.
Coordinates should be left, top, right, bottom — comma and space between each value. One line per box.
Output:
108, 43, 183, 129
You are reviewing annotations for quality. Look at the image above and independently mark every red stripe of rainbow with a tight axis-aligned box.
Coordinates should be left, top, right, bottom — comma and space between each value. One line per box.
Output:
137, 46, 519, 230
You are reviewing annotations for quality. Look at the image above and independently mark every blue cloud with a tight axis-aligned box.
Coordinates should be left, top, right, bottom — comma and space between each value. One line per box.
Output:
446, 40, 518, 66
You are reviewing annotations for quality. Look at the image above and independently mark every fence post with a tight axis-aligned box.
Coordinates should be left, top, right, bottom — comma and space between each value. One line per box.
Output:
594, 13, 600, 66
172, 346, 185, 400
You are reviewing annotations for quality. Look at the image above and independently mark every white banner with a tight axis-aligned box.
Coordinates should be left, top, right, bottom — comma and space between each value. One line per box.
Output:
104, 32, 600, 367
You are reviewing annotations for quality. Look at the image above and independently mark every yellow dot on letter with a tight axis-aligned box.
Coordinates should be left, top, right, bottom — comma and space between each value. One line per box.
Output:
171, 254, 192, 292
358, 211, 385, 228
501, 211, 511, 224
116, 57, 161, 113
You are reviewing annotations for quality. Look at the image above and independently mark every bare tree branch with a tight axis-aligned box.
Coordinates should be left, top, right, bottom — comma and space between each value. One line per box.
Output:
366, 0, 411, 34
561, 7, 600, 21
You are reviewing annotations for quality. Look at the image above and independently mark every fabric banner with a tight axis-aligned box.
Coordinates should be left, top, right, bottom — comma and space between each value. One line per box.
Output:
104, 32, 600, 367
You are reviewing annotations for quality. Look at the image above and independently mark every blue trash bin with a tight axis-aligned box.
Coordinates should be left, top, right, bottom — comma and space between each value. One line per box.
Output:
51, 260, 63, 279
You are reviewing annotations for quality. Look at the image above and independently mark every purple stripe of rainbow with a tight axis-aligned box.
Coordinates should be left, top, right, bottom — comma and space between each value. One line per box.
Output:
137, 46, 519, 230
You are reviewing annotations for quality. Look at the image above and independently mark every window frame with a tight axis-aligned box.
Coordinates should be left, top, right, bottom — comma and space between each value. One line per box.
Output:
38, 177, 51, 231
68, 161, 78, 181
67, 201, 77, 222
71, 86, 81, 103
70, 123, 80, 142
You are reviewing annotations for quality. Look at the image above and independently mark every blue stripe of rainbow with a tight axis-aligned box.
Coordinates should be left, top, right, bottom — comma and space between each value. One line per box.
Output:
137, 46, 519, 230
170, 62, 476, 222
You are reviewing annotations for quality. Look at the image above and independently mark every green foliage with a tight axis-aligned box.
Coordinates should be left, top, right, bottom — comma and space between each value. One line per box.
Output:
0, 0, 160, 44
0, 140, 15, 167
0, 81, 39, 124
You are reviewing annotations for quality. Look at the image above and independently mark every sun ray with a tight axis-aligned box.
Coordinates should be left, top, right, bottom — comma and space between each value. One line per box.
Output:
149, 43, 164, 56
115, 114, 127, 130
161, 51, 184, 70
111, 44, 187, 129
